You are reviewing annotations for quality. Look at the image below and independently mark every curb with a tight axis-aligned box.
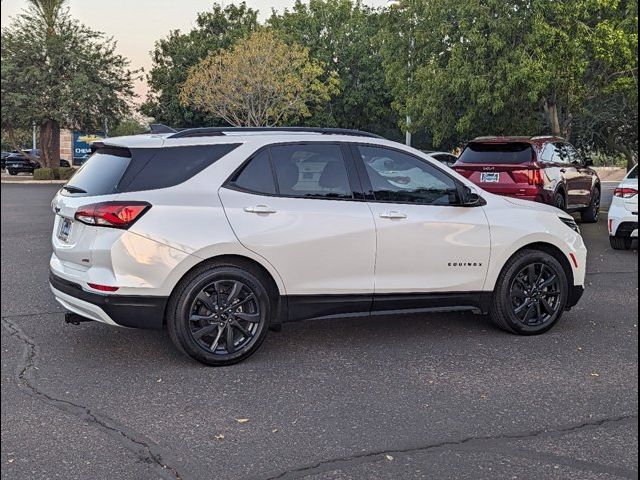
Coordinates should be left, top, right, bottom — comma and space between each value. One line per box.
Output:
1, 180, 67, 184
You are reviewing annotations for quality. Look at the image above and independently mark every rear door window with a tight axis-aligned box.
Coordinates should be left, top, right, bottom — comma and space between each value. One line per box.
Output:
458, 143, 534, 164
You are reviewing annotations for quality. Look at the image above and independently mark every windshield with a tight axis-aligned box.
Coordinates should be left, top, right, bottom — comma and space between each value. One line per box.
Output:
458, 142, 534, 164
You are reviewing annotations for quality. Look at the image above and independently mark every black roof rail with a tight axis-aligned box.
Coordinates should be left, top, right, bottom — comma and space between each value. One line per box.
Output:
167, 127, 384, 139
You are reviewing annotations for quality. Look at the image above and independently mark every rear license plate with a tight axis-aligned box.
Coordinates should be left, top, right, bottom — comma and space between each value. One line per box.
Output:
58, 217, 73, 242
480, 172, 500, 183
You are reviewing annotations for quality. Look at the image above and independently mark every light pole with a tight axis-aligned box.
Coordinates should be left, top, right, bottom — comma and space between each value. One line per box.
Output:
388, 0, 415, 147
32, 121, 37, 150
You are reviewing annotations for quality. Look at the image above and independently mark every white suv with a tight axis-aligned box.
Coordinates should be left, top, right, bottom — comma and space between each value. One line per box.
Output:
50, 128, 587, 365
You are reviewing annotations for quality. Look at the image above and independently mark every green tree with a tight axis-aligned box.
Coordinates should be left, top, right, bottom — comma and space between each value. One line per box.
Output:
108, 117, 147, 137
1, 0, 135, 167
142, 2, 259, 127
180, 31, 338, 126
269, 0, 401, 139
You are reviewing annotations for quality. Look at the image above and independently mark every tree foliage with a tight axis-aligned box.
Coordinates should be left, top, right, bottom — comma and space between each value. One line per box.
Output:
268, 0, 401, 139
381, 0, 638, 156
1, 0, 135, 166
141, 2, 259, 127
180, 30, 338, 127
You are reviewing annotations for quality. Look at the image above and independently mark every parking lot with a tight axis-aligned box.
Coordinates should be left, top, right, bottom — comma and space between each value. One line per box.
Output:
1, 183, 637, 479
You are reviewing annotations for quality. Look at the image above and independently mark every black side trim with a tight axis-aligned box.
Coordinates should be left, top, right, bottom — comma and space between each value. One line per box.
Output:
566, 285, 585, 310
285, 292, 490, 322
617, 222, 638, 238
49, 272, 167, 329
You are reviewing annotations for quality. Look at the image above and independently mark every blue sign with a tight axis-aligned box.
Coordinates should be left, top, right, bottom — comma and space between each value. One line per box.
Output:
73, 132, 104, 165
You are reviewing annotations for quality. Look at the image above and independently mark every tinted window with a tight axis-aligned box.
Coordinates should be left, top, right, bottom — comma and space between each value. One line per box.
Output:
358, 146, 458, 205
270, 144, 352, 199
458, 142, 534, 164
627, 165, 638, 179
564, 144, 581, 164
230, 150, 276, 195
63, 148, 131, 196
120, 144, 239, 192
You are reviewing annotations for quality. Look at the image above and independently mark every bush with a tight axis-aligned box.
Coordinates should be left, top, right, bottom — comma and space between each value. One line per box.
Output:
33, 167, 76, 180
33, 168, 54, 180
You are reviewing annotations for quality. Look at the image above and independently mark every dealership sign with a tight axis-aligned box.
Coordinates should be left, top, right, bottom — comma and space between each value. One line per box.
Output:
73, 132, 103, 160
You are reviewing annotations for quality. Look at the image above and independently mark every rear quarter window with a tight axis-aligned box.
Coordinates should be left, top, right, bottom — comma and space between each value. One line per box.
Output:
64, 144, 240, 196
458, 142, 534, 164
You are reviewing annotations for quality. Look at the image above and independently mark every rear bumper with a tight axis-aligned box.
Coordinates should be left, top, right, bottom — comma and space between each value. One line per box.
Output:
608, 203, 638, 237
480, 187, 551, 205
49, 271, 167, 329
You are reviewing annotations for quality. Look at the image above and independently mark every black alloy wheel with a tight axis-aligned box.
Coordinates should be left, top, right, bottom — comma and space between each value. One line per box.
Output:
509, 263, 562, 327
188, 279, 261, 355
167, 265, 271, 366
489, 249, 569, 335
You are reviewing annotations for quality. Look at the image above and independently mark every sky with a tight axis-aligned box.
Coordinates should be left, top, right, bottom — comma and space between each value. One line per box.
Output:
1, 0, 389, 101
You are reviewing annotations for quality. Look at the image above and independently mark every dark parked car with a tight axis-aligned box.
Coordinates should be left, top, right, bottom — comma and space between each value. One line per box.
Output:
424, 151, 459, 168
453, 136, 601, 222
5, 149, 70, 175
1, 151, 14, 170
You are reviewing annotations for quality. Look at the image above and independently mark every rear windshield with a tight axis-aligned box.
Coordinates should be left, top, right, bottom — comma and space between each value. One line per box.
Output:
628, 165, 638, 179
63, 143, 240, 196
63, 148, 131, 196
458, 142, 534, 164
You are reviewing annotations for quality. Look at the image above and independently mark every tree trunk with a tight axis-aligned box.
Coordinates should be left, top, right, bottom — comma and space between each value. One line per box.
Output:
543, 98, 562, 137
39, 119, 61, 168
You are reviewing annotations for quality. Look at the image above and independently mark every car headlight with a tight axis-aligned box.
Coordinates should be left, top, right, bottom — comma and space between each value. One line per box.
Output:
559, 216, 580, 235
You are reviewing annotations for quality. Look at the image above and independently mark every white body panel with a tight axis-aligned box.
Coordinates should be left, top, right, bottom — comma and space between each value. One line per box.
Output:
219, 187, 376, 295
366, 202, 490, 292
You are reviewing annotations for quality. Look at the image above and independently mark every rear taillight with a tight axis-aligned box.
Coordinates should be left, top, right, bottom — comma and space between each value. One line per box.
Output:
614, 187, 638, 199
526, 169, 545, 186
75, 202, 151, 229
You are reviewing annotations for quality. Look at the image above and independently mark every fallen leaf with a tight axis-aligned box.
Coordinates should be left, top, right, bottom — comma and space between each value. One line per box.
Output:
385, 455, 394, 461
214, 434, 225, 440
590, 372, 600, 377
235, 418, 249, 424
272, 429, 278, 433
7, 459, 15, 464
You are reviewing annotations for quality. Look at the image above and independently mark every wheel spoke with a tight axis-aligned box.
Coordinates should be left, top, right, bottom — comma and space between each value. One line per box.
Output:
190, 314, 214, 323
535, 301, 543, 322
540, 297, 555, 315
225, 325, 235, 354
193, 324, 219, 340
522, 304, 535, 323
511, 285, 527, 300
196, 292, 218, 313
514, 301, 530, 316
226, 281, 242, 305
234, 312, 260, 323
222, 294, 255, 313
210, 326, 224, 351
538, 275, 558, 289
231, 320, 252, 338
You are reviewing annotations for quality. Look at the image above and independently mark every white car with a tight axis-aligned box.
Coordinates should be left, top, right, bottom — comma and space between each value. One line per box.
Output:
49, 127, 587, 366
608, 165, 638, 250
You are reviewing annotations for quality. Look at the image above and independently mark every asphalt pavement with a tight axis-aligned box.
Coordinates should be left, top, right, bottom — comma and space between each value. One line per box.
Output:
1, 184, 637, 480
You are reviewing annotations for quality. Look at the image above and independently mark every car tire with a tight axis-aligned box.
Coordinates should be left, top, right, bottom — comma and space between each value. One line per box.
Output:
489, 249, 569, 335
553, 192, 566, 211
609, 236, 633, 250
581, 187, 600, 223
167, 264, 272, 366
7, 169, 17, 176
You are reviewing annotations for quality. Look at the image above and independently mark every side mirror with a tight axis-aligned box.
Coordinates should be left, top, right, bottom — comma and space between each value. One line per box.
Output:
584, 157, 594, 167
459, 185, 485, 207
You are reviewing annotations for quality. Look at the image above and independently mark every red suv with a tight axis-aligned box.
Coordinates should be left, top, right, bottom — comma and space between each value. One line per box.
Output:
453, 136, 601, 223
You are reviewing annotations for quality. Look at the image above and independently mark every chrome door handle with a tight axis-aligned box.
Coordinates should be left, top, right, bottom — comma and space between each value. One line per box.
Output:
244, 205, 276, 214
379, 211, 407, 219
